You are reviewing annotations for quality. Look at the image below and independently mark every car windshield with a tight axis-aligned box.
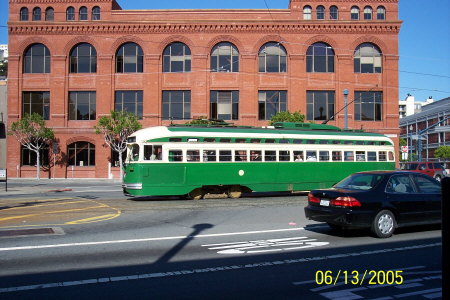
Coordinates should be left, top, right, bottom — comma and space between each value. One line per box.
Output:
334, 173, 384, 190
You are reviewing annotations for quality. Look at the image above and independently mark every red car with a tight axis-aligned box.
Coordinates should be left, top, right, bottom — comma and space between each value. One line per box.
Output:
400, 162, 447, 182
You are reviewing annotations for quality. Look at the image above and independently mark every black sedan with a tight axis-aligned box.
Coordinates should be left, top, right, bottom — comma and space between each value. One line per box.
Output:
304, 171, 441, 238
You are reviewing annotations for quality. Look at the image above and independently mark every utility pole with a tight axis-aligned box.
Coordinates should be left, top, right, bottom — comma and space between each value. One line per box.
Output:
343, 89, 349, 130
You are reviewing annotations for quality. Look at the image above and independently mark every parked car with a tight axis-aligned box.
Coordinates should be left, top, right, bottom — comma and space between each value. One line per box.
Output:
400, 161, 447, 182
304, 171, 441, 238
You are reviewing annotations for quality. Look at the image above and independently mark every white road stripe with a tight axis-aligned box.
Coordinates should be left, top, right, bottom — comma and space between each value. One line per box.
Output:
0, 243, 441, 294
0, 227, 313, 252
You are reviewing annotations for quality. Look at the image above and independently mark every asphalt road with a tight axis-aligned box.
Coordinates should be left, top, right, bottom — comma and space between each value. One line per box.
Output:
0, 184, 443, 299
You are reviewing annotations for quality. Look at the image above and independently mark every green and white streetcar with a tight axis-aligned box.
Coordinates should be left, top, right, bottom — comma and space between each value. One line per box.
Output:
122, 122, 395, 199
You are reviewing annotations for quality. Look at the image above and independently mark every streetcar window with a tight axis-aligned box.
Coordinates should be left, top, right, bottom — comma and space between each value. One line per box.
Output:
306, 151, 317, 161
265, 150, 276, 161
294, 151, 304, 161
367, 141, 375, 145
306, 140, 316, 144
250, 150, 262, 161
332, 151, 342, 161
280, 139, 289, 144
219, 150, 232, 161
344, 140, 353, 145
368, 151, 377, 161
220, 138, 231, 143
332, 140, 340, 144
234, 150, 248, 162
129, 144, 140, 161
127, 136, 136, 143
169, 138, 182, 142
379, 151, 387, 161
188, 138, 198, 142
204, 138, 215, 143
143, 145, 152, 160
356, 151, 366, 161
356, 141, 364, 145
388, 151, 394, 161
344, 151, 354, 161
265, 139, 275, 143
318, 140, 327, 145
235, 139, 246, 143
319, 151, 329, 161
169, 150, 183, 162
203, 150, 216, 162
279, 150, 290, 161
187, 150, 200, 162
250, 139, 261, 143
293, 139, 303, 144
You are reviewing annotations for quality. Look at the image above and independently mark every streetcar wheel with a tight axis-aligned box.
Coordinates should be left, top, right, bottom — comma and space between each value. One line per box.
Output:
188, 188, 204, 200
228, 186, 242, 199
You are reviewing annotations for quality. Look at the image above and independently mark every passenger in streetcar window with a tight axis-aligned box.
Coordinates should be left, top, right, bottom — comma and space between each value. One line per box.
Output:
250, 150, 262, 161
151, 146, 162, 160
294, 151, 304, 161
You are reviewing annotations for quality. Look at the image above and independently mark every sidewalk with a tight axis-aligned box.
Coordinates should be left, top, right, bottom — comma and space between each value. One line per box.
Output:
0, 178, 123, 196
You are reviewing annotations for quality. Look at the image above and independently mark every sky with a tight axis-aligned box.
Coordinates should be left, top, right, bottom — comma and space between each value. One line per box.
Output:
0, 0, 449, 102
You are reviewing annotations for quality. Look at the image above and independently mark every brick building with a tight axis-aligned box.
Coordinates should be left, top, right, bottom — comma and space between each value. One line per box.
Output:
7, 0, 401, 178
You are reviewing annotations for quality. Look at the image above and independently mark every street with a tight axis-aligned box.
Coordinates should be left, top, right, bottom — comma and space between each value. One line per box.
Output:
0, 181, 442, 299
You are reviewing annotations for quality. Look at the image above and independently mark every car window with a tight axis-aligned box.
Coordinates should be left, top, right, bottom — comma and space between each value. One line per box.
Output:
335, 174, 383, 190
401, 163, 418, 170
413, 175, 441, 193
386, 175, 415, 193
419, 164, 427, 170
433, 163, 444, 170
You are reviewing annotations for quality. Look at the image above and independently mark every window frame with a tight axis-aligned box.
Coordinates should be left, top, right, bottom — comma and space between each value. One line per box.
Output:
210, 90, 239, 121
22, 91, 50, 120
364, 6, 373, 20
354, 91, 383, 121
351, 6, 360, 20
66, 7, 75, 21
92, 6, 101, 20
306, 91, 335, 121
376, 6, 386, 20
163, 42, 191, 73
68, 142, 95, 166
69, 43, 97, 73
45, 7, 54, 21
354, 43, 382, 73
79, 6, 88, 21
32, 7, 41, 21
303, 6, 312, 20
116, 43, 144, 73
306, 42, 335, 73
23, 43, 51, 74
21, 145, 49, 167
316, 5, 325, 20
258, 90, 287, 120
210, 42, 239, 73
20, 7, 29, 21
162, 90, 191, 121
68, 91, 96, 121
258, 42, 287, 73
330, 6, 338, 20
115, 90, 144, 120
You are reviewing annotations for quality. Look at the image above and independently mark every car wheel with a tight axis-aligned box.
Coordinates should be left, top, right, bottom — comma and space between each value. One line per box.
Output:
371, 210, 396, 238
434, 174, 442, 182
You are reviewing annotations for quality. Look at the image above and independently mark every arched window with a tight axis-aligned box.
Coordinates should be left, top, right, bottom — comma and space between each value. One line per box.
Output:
92, 6, 101, 20
70, 43, 97, 73
377, 6, 386, 20
32, 7, 41, 21
210, 42, 239, 72
351, 6, 359, 20
20, 7, 29, 21
330, 6, 338, 20
303, 6, 312, 20
364, 6, 373, 20
306, 42, 334, 73
23, 44, 51, 73
163, 42, 191, 73
317, 6, 325, 20
258, 42, 287, 73
116, 43, 143, 73
66, 7, 75, 21
79, 6, 88, 21
354, 43, 382, 73
68, 142, 95, 166
45, 7, 54, 21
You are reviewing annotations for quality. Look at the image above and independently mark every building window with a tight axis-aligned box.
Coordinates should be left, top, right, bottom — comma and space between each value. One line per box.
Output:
69, 91, 96, 120
20, 7, 29, 21
258, 42, 287, 73
377, 6, 386, 20
307, 91, 335, 121
68, 142, 95, 166
364, 6, 373, 20
115, 91, 143, 119
303, 6, 312, 20
354, 43, 382, 73
306, 42, 334, 73
45, 7, 54, 21
70, 43, 97, 73
32, 7, 41, 21
21, 146, 49, 166
317, 6, 325, 20
92, 6, 101, 20
163, 42, 191, 73
24, 44, 50, 73
162, 90, 191, 120
66, 7, 75, 21
258, 91, 287, 120
111, 149, 126, 167
22, 91, 50, 120
351, 6, 359, 20
210, 91, 239, 120
330, 6, 338, 20
211, 42, 239, 72
354, 91, 382, 121
79, 6, 88, 21
116, 43, 143, 73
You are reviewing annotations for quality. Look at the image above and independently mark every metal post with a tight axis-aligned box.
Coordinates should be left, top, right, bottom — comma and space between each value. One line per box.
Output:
343, 89, 349, 130
409, 125, 413, 161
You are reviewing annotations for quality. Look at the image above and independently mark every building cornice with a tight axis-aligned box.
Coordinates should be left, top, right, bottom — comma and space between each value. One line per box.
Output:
10, 0, 113, 4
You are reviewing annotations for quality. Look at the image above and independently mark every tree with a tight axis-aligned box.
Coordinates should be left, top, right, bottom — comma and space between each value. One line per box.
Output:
185, 116, 230, 126
434, 146, 450, 160
9, 113, 55, 179
269, 111, 305, 125
0, 61, 7, 77
95, 111, 142, 180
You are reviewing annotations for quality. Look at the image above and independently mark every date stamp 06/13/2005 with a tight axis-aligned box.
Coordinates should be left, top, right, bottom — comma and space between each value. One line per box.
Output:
315, 270, 404, 286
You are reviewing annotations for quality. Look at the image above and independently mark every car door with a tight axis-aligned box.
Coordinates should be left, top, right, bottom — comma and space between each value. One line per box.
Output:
412, 174, 441, 222
385, 174, 426, 225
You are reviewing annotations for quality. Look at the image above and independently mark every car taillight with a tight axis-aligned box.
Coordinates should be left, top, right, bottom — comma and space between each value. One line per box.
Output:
331, 196, 361, 207
308, 193, 320, 203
